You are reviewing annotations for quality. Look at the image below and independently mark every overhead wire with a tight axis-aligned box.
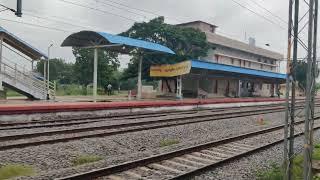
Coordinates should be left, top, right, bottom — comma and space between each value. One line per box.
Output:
230, 0, 286, 30
57, 0, 137, 22
245, 0, 287, 24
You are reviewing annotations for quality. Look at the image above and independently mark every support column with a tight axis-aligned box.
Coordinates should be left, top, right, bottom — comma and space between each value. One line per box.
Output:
270, 84, 275, 97
0, 36, 3, 91
43, 61, 47, 82
238, 80, 241, 98
31, 60, 34, 71
137, 56, 142, 100
93, 48, 98, 102
176, 75, 182, 99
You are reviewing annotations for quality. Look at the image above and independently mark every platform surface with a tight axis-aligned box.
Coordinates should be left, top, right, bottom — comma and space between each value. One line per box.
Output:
0, 97, 286, 115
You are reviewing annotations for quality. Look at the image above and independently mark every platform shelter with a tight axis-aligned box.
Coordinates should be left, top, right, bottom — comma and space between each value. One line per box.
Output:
150, 59, 286, 98
62, 31, 175, 102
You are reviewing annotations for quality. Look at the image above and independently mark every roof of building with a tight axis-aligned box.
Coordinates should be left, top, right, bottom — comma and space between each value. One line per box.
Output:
61, 31, 175, 54
0, 27, 47, 60
205, 32, 283, 60
176, 20, 218, 28
191, 59, 286, 81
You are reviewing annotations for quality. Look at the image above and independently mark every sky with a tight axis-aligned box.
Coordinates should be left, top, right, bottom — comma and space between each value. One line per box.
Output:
0, 0, 314, 73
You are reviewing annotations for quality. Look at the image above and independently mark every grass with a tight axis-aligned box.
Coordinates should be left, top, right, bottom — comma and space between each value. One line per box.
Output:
257, 144, 320, 180
72, 154, 103, 166
6, 89, 23, 97
0, 164, 35, 180
160, 139, 180, 147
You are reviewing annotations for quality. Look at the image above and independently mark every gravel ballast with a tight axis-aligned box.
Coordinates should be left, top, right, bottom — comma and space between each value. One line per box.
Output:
0, 107, 319, 180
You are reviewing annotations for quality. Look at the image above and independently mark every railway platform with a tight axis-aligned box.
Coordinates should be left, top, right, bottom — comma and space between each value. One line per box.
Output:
0, 97, 285, 115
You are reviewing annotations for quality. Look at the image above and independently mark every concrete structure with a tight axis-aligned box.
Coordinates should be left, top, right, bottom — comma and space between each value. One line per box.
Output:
159, 21, 284, 98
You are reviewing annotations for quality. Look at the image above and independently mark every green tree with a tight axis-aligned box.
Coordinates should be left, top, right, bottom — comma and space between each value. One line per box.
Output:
72, 48, 119, 87
296, 61, 319, 92
121, 16, 210, 81
36, 58, 74, 84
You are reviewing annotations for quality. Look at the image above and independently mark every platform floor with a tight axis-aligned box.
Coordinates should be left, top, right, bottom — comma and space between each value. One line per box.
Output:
0, 97, 286, 115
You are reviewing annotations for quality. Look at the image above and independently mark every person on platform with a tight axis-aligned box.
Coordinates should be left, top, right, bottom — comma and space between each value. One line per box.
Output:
107, 84, 112, 96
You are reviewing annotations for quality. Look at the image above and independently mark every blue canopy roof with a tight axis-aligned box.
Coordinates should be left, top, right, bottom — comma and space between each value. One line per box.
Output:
0, 27, 47, 59
191, 60, 286, 81
61, 31, 175, 54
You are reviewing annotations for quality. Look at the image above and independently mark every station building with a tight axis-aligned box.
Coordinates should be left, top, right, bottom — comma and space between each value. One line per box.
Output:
153, 21, 286, 98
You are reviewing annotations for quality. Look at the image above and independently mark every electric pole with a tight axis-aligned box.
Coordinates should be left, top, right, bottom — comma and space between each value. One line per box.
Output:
284, 0, 299, 179
303, 0, 318, 178
284, 0, 293, 178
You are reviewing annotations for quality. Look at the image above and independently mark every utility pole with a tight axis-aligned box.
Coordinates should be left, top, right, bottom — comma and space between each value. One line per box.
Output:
284, 0, 293, 178
310, 0, 318, 155
289, 0, 300, 179
304, 0, 315, 178
284, 0, 299, 179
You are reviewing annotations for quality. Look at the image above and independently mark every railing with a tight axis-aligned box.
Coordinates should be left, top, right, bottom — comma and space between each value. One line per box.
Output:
0, 61, 56, 100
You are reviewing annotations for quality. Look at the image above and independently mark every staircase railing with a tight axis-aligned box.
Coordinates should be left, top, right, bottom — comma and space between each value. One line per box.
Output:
0, 61, 56, 100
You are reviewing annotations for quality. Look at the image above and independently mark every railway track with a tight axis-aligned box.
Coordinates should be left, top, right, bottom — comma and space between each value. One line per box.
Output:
0, 101, 314, 131
55, 118, 320, 180
0, 103, 319, 151
0, 105, 307, 151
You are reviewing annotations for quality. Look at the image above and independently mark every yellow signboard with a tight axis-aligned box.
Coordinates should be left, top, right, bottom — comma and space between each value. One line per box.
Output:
150, 61, 191, 77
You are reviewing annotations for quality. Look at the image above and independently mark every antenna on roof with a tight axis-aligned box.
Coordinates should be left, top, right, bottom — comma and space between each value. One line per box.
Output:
15, 0, 22, 17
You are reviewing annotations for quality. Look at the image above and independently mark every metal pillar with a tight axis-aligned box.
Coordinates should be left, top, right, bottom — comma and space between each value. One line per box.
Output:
93, 48, 98, 102
31, 60, 34, 71
43, 61, 47, 81
311, 0, 318, 157
47, 44, 53, 89
0, 36, 3, 90
288, 0, 299, 179
304, 0, 314, 178
137, 56, 142, 100
238, 80, 241, 98
0, 36, 2, 71
176, 75, 182, 99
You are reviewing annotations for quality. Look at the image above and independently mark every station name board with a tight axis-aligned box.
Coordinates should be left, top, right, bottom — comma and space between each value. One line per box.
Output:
150, 60, 192, 77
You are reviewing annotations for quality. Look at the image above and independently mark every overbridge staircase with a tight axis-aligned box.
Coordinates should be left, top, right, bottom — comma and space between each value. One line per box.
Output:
0, 61, 55, 100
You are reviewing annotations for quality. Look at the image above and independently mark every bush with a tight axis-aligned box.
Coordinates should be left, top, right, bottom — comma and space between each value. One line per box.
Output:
0, 164, 35, 179
257, 144, 320, 180
160, 139, 180, 147
72, 154, 102, 166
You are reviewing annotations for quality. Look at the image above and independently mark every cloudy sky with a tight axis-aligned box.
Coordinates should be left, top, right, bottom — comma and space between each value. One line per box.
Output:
0, 0, 313, 72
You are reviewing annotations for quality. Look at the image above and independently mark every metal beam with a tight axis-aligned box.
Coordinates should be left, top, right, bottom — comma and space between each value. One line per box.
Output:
93, 48, 98, 102
304, 0, 314, 178
288, 0, 300, 179
137, 56, 142, 100
284, 0, 294, 178
311, 0, 318, 158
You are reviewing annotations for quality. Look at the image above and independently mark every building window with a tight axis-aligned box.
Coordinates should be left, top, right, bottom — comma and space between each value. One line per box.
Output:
260, 64, 263, 69
243, 61, 246, 67
258, 58, 261, 62
231, 58, 234, 65
264, 60, 268, 64
248, 62, 251, 68
270, 60, 274, 64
